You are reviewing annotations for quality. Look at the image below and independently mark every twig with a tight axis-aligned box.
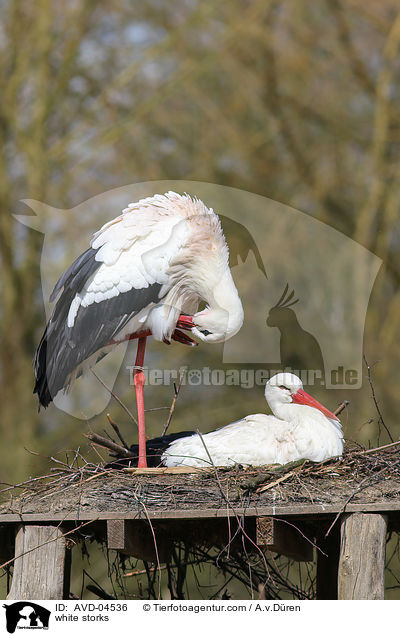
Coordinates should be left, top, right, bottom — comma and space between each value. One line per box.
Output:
91, 369, 138, 426
86, 432, 134, 457
124, 561, 198, 577
0, 520, 97, 569
106, 413, 129, 449
139, 500, 162, 599
353, 440, 400, 455
363, 355, 393, 442
334, 400, 350, 417
274, 517, 327, 556
256, 470, 297, 493
80, 470, 113, 484
86, 584, 116, 600
325, 463, 393, 537
161, 370, 186, 436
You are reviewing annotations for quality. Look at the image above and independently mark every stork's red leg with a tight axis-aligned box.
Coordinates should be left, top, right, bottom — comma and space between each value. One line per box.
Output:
134, 336, 147, 468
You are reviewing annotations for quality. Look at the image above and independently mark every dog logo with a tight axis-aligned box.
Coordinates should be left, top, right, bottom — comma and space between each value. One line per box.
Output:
3, 602, 50, 633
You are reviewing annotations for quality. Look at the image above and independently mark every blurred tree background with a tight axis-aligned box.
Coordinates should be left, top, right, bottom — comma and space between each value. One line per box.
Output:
2, 0, 400, 481
1, 0, 400, 596
1, 0, 400, 473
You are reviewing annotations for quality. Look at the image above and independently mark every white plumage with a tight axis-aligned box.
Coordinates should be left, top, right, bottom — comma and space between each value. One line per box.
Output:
34, 191, 244, 468
35, 192, 244, 406
65, 191, 243, 347
162, 373, 343, 467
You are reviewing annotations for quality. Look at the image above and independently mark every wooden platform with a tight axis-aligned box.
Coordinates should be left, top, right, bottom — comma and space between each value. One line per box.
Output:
1, 461, 399, 520
0, 458, 399, 600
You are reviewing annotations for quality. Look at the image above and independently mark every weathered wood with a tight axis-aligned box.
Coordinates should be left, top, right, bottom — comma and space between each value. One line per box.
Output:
256, 517, 313, 561
107, 519, 169, 562
122, 466, 209, 474
338, 513, 387, 600
2, 467, 400, 525
106, 517, 254, 563
316, 523, 340, 600
7, 525, 70, 600
107, 519, 127, 550
1, 500, 400, 524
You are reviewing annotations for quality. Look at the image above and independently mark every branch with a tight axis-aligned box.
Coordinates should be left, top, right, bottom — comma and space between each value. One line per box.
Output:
91, 369, 137, 426
363, 355, 393, 442
329, 0, 374, 94
86, 432, 134, 458
334, 400, 350, 417
106, 413, 129, 450
161, 369, 186, 436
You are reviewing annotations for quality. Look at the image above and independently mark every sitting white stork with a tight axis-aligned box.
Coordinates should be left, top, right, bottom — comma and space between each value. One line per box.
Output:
34, 192, 244, 467
122, 373, 343, 467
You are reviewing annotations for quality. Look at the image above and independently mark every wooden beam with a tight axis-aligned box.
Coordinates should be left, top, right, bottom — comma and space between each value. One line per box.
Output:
107, 519, 170, 562
316, 523, 340, 600
256, 517, 313, 561
107, 517, 254, 563
338, 513, 387, 600
7, 525, 70, 600
2, 500, 400, 523
122, 467, 209, 474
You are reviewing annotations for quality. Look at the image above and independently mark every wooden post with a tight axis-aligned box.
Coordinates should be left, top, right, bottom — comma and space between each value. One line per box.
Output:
338, 513, 387, 600
7, 525, 70, 600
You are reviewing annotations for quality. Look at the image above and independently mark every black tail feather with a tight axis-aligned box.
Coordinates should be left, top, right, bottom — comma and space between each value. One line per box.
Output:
33, 328, 52, 408
34, 247, 102, 408
107, 431, 195, 468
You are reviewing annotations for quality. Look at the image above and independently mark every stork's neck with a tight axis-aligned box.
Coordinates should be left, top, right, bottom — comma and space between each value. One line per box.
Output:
267, 399, 300, 423
267, 399, 339, 431
210, 270, 244, 334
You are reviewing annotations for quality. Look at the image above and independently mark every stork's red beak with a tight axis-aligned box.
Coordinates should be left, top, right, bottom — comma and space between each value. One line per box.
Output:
292, 388, 339, 421
176, 314, 195, 330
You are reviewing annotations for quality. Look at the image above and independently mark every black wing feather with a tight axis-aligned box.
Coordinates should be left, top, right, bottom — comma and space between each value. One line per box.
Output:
34, 246, 162, 408
49, 247, 100, 302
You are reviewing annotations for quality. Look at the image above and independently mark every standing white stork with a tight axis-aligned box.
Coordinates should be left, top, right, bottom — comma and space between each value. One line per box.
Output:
123, 373, 343, 467
34, 192, 244, 467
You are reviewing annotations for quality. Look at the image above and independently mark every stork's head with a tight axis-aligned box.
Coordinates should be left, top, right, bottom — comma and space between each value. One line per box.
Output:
190, 304, 244, 343
178, 272, 244, 343
265, 373, 339, 421
191, 268, 244, 343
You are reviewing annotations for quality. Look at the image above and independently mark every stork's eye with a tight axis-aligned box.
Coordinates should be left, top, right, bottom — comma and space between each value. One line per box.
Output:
279, 385, 289, 390
199, 329, 212, 336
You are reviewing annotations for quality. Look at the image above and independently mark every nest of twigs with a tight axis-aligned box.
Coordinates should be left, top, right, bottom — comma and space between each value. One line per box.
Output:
1, 440, 400, 517
1, 441, 400, 601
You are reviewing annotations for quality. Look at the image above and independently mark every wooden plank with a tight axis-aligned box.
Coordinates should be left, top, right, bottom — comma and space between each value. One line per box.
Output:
338, 513, 387, 600
256, 517, 313, 561
122, 466, 209, 474
7, 525, 69, 600
1, 500, 400, 523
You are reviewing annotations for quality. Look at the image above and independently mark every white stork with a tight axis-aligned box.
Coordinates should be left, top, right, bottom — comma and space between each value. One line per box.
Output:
124, 373, 343, 467
34, 192, 244, 467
